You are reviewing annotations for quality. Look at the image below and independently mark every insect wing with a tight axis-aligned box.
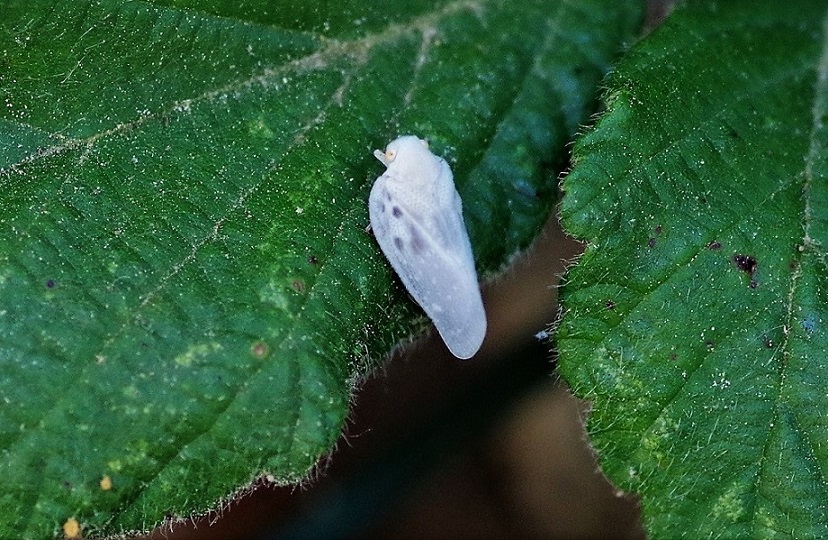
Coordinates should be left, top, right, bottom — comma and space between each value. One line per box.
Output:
369, 176, 486, 359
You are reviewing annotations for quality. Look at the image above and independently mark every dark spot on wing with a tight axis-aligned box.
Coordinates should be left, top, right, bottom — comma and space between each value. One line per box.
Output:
393, 237, 404, 250
392, 206, 402, 218
409, 226, 425, 253
379, 202, 385, 213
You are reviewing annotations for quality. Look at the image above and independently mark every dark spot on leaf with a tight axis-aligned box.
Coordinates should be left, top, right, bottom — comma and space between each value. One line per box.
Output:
308, 255, 318, 265
647, 237, 656, 248
789, 260, 799, 270
728, 128, 739, 139
705, 340, 714, 351
669, 353, 677, 361
733, 253, 758, 277
392, 206, 402, 218
762, 335, 774, 348
654, 225, 663, 235
292, 279, 305, 293
698, 195, 708, 204
605, 300, 616, 310
749, 279, 758, 289
393, 237, 403, 250
803, 316, 817, 333
46, 279, 56, 288
250, 341, 270, 359
707, 241, 721, 250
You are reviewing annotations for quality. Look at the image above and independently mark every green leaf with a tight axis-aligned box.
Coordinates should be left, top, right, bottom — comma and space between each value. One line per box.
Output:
0, 0, 643, 537
558, 1, 828, 538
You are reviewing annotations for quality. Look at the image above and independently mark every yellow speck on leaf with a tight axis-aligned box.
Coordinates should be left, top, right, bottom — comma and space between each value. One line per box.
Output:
100, 475, 112, 491
63, 517, 81, 539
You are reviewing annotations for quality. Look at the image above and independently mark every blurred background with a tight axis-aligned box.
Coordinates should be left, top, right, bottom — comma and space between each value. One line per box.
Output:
140, 2, 675, 538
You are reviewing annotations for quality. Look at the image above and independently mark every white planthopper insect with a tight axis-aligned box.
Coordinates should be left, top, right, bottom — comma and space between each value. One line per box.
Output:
369, 135, 486, 359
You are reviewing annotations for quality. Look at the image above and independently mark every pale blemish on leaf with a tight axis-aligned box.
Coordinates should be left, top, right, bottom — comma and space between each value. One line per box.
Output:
173, 342, 223, 367
712, 482, 746, 522
248, 117, 275, 139
260, 281, 291, 311
639, 415, 678, 466
121, 385, 140, 400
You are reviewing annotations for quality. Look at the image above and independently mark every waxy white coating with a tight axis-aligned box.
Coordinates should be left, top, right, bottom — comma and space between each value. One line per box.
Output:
369, 135, 486, 359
